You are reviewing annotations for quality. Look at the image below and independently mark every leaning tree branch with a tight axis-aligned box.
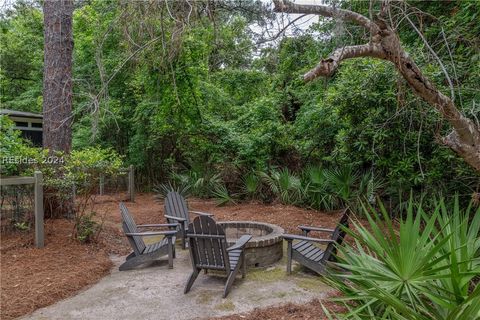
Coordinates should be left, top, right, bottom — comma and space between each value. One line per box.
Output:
304, 43, 385, 80
274, 0, 480, 172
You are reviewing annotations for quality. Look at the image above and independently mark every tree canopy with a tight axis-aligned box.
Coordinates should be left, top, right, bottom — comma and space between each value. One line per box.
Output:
1, 0, 479, 209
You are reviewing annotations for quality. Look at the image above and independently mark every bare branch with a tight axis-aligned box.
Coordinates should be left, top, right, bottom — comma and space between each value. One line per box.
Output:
256, 14, 307, 45
273, 0, 379, 33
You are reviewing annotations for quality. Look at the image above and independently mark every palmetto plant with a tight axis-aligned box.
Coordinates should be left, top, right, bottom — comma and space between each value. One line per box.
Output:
260, 168, 302, 205
435, 198, 480, 314
241, 171, 261, 199
325, 196, 480, 320
153, 181, 190, 200
324, 165, 360, 205
212, 184, 236, 206
356, 171, 385, 204
170, 170, 222, 198
302, 166, 338, 210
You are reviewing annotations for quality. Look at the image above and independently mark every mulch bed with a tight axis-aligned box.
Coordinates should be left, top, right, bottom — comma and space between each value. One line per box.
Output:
92, 193, 346, 235
1, 220, 113, 320
213, 297, 346, 320
1, 192, 349, 319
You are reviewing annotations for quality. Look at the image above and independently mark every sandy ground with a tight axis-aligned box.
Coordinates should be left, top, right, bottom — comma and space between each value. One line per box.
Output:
21, 247, 334, 320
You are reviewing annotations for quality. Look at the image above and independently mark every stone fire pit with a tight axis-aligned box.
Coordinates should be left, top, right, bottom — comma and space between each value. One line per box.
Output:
219, 221, 284, 268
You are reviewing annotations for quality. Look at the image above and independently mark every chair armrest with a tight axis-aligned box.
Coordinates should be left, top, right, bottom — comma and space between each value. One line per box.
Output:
190, 210, 214, 217
125, 230, 177, 237
137, 223, 178, 228
164, 215, 187, 222
298, 225, 335, 233
227, 235, 252, 252
282, 233, 335, 244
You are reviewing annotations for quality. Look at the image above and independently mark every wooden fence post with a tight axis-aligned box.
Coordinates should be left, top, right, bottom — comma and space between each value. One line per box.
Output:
99, 174, 104, 195
128, 165, 135, 202
34, 171, 44, 248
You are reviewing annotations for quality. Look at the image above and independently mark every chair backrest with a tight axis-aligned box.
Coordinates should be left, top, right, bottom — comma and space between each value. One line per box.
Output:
120, 202, 146, 255
187, 215, 230, 271
164, 191, 190, 225
323, 209, 350, 262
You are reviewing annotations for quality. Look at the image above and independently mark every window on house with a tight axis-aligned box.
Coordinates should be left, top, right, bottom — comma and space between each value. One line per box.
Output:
15, 121, 28, 127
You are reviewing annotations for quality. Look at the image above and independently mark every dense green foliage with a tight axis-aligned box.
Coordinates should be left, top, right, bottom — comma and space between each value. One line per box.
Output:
0, 115, 47, 175
1, 116, 123, 238
325, 197, 480, 319
1, 0, 479, 212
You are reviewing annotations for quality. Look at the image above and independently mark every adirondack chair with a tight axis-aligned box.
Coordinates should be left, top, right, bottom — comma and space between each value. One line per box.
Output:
119, 202, 178, 271
184, 215, 252, 298
283, 209, 350, 275
164, 191, 214, 249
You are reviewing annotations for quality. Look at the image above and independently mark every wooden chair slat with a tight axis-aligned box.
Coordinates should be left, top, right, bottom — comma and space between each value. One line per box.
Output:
309, 249, 324, 260
207, 215, 224, 267
228, 251, 241, 258
120, 203, 146, 254
312, 252, 325, 262
204, 217, 217, 266
293, 241, 310, 251
305, 247, 322, 259
298, 243, 316, 255
192, 217, 208, 266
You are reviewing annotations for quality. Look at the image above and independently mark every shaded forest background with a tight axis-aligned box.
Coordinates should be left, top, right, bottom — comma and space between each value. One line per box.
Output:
1, 0, 479, 211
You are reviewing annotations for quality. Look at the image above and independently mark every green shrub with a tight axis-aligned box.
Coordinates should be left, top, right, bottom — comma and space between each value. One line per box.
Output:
0, 124, 123, 238
13, 221, 29, 231
300, 165, 384, 212
74, 211, 101, 243
324, 165, 359, 206
0, 115, 46, 176
325, 196, 480, 320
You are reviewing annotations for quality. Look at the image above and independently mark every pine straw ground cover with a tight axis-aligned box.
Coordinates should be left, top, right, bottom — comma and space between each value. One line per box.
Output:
0, 220, 114, 319
1, 192, 346, 319
213, 297, 346, 320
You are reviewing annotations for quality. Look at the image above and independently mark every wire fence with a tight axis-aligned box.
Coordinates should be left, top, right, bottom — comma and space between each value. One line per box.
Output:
98, 165, 135, 201
0, 173, 44, 247
0, 183, 34, 232
0, 166, 135, 238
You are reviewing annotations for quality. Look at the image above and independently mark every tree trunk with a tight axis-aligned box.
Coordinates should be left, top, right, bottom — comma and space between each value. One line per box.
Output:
43, 0, 74, 154
42, 0, 74, 218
